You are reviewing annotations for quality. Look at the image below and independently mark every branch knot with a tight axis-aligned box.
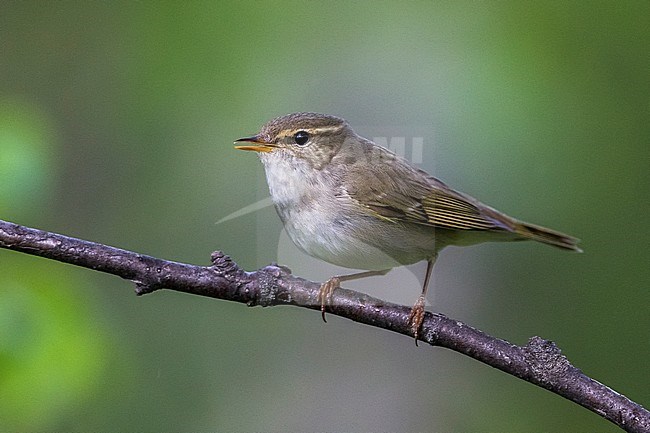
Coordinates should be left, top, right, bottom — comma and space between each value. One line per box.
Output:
210, 250, 238, 275
524, 336, 572, 384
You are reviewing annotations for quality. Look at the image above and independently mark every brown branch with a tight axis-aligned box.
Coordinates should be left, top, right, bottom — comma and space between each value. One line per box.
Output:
0, 218, 647, 432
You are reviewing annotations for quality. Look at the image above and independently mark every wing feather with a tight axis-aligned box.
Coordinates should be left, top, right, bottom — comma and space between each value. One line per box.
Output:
340, 150, 513, 232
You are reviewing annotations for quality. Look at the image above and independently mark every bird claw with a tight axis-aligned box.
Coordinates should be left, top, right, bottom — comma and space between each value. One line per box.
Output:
408, 295, 427, 345
317, 276, 341, 323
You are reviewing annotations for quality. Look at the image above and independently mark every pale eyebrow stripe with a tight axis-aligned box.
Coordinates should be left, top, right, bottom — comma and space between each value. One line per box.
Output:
279, 125, 345, 137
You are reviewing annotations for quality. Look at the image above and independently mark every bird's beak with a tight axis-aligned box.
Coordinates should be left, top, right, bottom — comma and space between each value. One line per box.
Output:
234, 135, 277, 153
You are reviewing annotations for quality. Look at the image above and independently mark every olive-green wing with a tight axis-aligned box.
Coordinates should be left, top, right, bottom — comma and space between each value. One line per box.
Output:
341, 160, 513, 232
338, 145, 581, 251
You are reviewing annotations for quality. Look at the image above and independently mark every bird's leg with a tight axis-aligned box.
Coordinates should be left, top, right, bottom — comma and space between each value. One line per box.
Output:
408, 255, 437, 344
318, 269, 391, 322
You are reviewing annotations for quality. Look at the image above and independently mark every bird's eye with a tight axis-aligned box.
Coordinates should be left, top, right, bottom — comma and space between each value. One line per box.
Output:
293, 131, 310, 146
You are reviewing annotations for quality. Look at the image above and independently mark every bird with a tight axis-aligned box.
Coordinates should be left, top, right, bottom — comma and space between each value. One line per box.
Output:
235, 112, 581, 340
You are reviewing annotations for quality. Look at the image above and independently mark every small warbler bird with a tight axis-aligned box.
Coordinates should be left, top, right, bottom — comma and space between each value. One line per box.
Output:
235, 112, 580, 340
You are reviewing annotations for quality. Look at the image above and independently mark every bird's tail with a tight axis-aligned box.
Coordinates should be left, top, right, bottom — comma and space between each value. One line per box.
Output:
514, 221, 582, 252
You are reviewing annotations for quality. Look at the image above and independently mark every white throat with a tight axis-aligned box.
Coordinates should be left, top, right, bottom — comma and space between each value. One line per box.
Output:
259, 152, 323, 210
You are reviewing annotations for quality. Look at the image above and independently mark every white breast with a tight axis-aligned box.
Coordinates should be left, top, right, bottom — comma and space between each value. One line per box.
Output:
258, 152, 431, 270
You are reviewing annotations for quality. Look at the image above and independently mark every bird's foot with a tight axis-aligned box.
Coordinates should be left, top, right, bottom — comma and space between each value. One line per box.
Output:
317, 276, 341, 323
408, 295, 427, 345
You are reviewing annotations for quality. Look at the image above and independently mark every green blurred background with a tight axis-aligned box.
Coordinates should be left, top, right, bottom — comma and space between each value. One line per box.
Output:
1, 1, 648, 431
